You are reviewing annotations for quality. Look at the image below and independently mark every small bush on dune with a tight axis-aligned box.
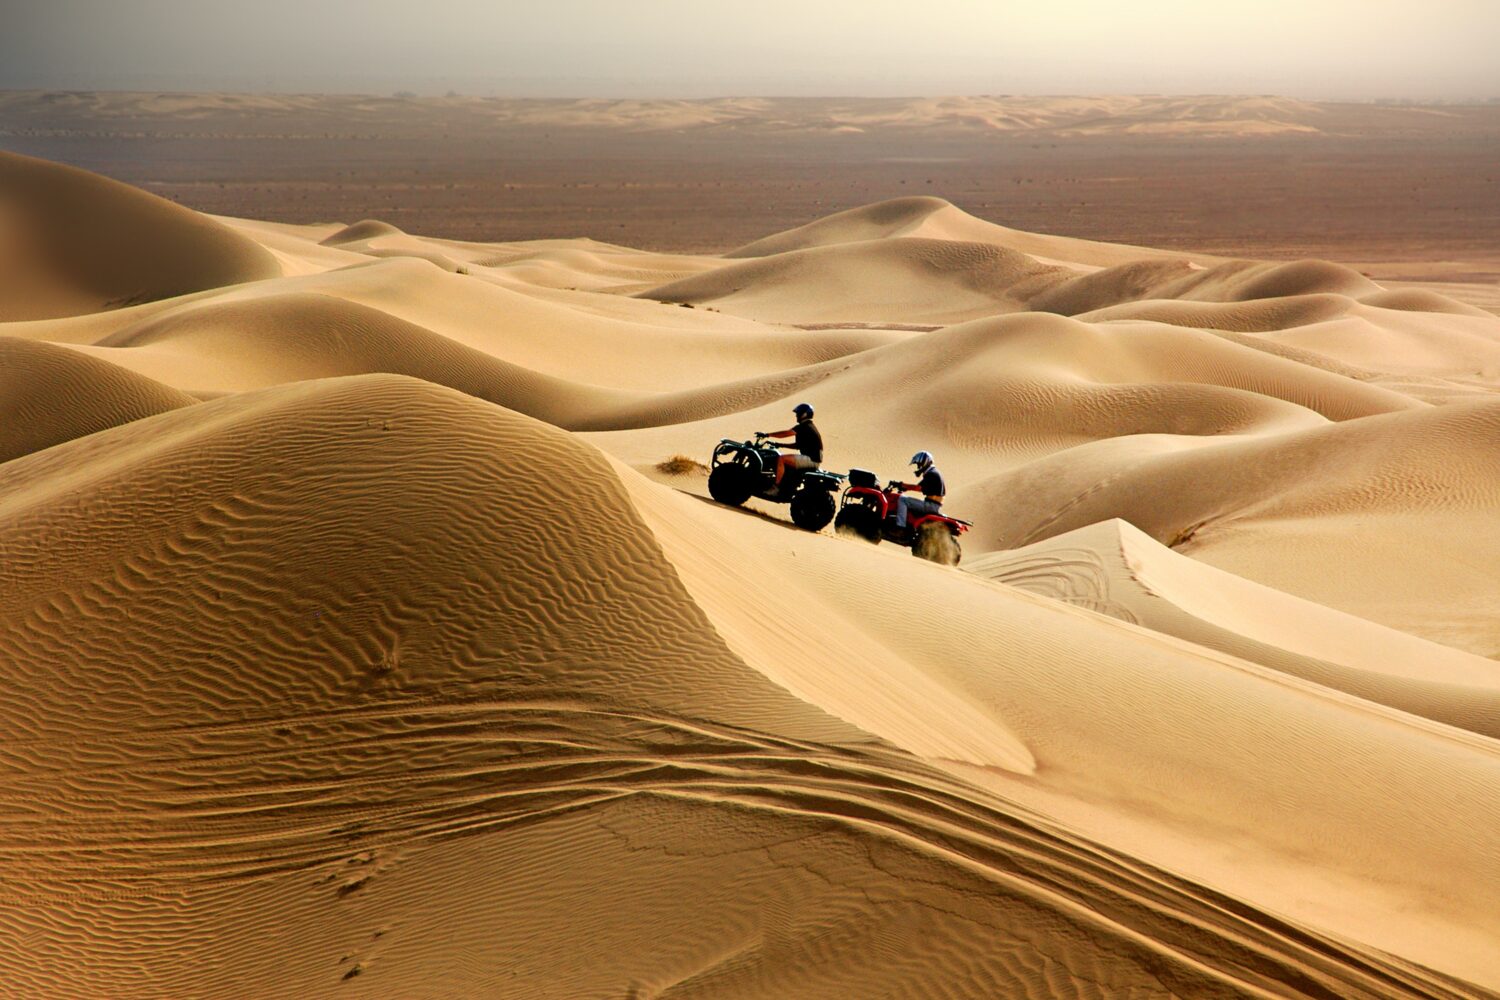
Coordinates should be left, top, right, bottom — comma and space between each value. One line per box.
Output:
656, 455, 707, 476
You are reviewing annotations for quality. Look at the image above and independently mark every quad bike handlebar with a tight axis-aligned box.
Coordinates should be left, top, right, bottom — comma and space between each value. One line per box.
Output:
751, 432, 794, 448
724, 435, 776, 449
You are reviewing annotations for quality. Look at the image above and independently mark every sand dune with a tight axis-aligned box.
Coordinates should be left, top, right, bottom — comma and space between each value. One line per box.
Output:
963, 397, 1500, 653
1, 91, 1460, 140
0, 151, 279, 321
725, 194, 1191, 268
645, 236, 1070, 324
0, 336, 197, 462
4, 158, 1500, 997
319, 218, 407, 246
81, 290, 645, 422
970, 518, 1500, 738
1078, 292, 1500, 401
481, 94, 1334, 136
1159, 257, 1381, 301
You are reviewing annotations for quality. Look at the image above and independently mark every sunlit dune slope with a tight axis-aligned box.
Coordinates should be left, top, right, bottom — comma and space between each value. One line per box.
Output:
645, 236, 1069, 324
320, 218, 407, 245
725, 195, 1194, 267
970, 518, 1500, 738
964, 396, 1500, 653
0, 151, 279, 321
624, 468, 1500, 993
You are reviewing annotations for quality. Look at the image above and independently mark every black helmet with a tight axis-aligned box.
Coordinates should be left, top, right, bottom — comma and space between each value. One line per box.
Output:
793, 402, 814, 420
910, 450, 933, 471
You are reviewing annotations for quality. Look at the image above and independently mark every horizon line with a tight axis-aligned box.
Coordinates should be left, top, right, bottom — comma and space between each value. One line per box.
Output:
5, 87, 1499, 105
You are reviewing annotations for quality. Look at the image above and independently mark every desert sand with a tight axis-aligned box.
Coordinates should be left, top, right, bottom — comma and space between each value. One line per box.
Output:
3, 148, 1500, 998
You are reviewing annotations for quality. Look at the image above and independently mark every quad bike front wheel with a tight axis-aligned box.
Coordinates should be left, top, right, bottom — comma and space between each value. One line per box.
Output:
912, 522, 962, 566
789, 488, 836, 531
708, 463, 755, 507
833, 503, 882, 543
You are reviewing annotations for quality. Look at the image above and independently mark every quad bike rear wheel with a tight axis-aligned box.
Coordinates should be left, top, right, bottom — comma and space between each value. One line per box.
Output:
708, 463, 755, 506
790, 488, 836, 531
913, 521, 962, 566
833, 504, 882, 543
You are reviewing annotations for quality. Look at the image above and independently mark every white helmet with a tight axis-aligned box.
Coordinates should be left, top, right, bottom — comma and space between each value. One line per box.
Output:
910, 451, 933, 472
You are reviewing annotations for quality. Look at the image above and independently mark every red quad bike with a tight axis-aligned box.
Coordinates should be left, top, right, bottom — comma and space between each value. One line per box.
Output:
834, 468, 970, 565
708, 433, 845, 531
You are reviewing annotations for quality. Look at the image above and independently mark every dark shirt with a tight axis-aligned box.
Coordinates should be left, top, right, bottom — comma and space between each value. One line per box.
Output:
792, 420, 823, 462
919, 467, 945, 501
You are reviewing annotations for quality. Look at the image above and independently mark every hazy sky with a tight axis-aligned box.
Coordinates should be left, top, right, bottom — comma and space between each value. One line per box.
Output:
4, 0, 1498, 99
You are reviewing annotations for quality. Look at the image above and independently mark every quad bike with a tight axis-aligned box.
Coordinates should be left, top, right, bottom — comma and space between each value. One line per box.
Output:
708, 434, 845, 531
833, 468, 970, 565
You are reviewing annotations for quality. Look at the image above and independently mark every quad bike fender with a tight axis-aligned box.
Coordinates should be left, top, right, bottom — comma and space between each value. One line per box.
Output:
799, 470, 845, 492
910, 513, 968, 535
842, 485, 890, 519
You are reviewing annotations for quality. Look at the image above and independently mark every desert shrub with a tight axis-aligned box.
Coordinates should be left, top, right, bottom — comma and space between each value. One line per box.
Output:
656, 455, 708, 476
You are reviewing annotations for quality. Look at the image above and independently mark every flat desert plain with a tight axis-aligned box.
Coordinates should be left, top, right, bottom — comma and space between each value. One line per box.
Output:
2, 95, 1500, 999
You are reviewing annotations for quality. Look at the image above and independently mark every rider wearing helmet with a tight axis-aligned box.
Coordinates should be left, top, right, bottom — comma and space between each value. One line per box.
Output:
763, 402, 822, 493
894, 450, 946, 531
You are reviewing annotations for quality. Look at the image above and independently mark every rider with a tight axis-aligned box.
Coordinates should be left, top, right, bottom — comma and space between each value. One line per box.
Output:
893, 450, 946, 531
763, 402, 822, 493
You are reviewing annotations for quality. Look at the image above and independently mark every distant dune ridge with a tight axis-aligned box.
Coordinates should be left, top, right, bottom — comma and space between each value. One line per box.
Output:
3, 150, 1500, 998
0, 91, 1414, 137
